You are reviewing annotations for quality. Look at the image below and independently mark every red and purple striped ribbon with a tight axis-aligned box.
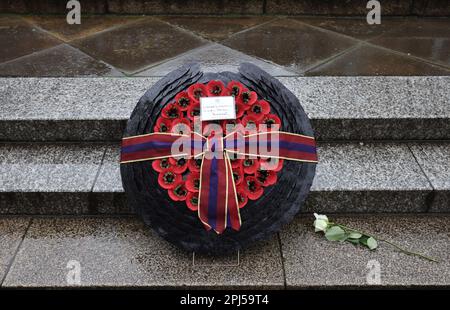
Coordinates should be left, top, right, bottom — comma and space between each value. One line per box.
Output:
120, 130, 317, 234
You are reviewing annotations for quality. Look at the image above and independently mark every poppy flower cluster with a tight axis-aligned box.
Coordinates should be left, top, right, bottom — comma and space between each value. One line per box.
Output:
152, 80, 283, 211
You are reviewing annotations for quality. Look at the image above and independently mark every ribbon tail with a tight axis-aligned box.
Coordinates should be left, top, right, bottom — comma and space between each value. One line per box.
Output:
225, 151, 241, 231
237, 131, 318, 163
120, 133, 190, 163
198, 152, 228, 234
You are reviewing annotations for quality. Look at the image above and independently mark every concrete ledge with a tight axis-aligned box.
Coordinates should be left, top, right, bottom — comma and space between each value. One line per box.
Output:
1, 76, 449, 141
281, 214, 450, 288
1, 142, 447, 215
1, 214, 448, 288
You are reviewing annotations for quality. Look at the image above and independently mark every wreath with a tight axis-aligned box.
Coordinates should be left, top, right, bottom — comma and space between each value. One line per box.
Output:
120, 63, 317, 255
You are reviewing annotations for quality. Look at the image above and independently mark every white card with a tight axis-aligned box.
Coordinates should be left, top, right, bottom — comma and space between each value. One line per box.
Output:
199, 96, 236, 121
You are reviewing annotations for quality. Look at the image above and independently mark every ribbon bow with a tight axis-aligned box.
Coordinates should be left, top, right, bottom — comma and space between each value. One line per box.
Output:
120, 130, 318, 234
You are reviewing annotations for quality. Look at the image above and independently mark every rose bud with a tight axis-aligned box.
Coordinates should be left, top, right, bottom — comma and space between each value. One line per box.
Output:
157, 169, 181, 189
151, 158, 171, 173
168, 181, 188, 201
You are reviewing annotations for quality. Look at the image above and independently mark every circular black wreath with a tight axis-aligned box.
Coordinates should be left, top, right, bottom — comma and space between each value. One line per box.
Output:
120, 63, 316, 255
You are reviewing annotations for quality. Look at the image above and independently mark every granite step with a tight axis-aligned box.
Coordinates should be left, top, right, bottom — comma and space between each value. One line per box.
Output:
1, 214, 448, 288
1, 77, 449, 142
1, 142, 449, 215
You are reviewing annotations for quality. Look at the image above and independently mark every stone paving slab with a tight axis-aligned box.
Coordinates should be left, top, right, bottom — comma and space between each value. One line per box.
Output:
280, 214, 450, 288
1, 76, 449, 141
0, 142, 439, 215
0, 143, 105, 214
0, 44, 123, 77
2, 217, 284, 288
0, 217, 30, 283
409, 143, 450, 212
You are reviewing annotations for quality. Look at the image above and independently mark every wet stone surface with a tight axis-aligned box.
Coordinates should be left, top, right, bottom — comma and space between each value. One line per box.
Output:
281, 214, 450, 287
157, 16, 275, 41
0, 16, 61, 63
2, 217, 284, 288
223, 18, 358, 73
306, 44, 450, 76
0, 44, 123, 77
71, 18, 207, 73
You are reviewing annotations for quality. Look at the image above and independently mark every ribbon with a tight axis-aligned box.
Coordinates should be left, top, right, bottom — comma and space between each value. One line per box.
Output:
121, 130, 318, 234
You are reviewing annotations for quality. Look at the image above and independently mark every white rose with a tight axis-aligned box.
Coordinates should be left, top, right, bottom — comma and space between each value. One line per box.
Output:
313, 213, 329, 232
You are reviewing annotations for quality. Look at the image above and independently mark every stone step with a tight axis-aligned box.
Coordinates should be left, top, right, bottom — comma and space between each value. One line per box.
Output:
1, 77, 449, 141
1, 214, 448, 288
1, 142, 448, 215
2, 0, 449, 17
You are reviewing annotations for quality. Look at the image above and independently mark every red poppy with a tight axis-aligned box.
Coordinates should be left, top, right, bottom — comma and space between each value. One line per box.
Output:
187, 103, 201, 121
186, 192, 199, 211
186, 172, 200, 192
187, 83, 208, 103
188, 158, 202, 172
236, 89, 257, 109
242, 176, 264, 200
232, 166, 244, 186
242, 157, 260, 174
207, 80, 227, 96
241, 115, 260, 133
260, 158, 284, 172
255, 169, 278, 186
221, 119, 242, 133
227, 81, 244, 97
202, 122, 223, 137
169, 157, 188, 174
235, 101, 246, 118
161, 103, 180, 120
168, 181, 188, 201
151, 158, 171, 173
236, 186, 248, 208
174, 91, 191, 111
229, 157, 243, 169
157, 169, 181, 189
153, 117, 172, 133
248, 100, 270, 121
171, 118, 191, 135
261, 113, 281, 130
